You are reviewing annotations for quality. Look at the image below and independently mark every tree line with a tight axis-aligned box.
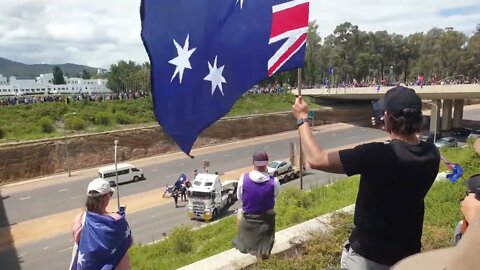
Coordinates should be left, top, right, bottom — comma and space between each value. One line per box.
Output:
55, 22, 479, 91
297, 21, 480, 86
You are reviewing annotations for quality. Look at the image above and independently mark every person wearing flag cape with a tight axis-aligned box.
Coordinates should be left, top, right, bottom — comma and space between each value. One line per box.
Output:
70, 178, 133, 270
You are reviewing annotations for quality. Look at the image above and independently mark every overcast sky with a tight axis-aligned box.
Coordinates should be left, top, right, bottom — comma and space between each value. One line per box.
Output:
1, 0, 479, 68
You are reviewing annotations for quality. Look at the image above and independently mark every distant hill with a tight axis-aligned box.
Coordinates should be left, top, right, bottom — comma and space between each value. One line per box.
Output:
0, 57, 104, 79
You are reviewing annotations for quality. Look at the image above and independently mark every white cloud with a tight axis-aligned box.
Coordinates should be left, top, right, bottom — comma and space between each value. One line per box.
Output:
309, 0, 480, 36
0, 0, 478, 69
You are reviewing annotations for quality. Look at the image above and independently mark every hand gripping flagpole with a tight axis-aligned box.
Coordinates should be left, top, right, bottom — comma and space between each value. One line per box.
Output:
298, 68, 304, 190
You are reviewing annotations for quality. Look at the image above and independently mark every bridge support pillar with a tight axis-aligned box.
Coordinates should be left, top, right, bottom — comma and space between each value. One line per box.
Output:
429, 100, 441, 134
452, 99, 464, 128
441, 99, 453, 131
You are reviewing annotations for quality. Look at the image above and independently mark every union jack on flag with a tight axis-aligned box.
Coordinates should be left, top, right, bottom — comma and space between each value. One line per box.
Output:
141, 0, 310, 154
268, 0, 309, 76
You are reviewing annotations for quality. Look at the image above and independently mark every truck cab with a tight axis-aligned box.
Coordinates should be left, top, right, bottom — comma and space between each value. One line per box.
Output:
187, 173, 237, 221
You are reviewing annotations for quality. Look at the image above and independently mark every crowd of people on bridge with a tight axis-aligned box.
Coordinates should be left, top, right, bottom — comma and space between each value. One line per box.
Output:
302, 75, 479, 91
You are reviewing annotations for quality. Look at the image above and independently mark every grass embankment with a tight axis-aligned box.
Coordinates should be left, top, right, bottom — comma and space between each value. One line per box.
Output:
251, 143, 480, 269
129, 178, 360, 270
0, 93, 320, 142
129, 143, 479, 270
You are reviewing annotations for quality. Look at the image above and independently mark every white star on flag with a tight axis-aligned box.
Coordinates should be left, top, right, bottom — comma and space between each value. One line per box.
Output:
204, 56, 227, 96
77, 251, 86, 266
111, 248, 117, 255
168, 34, 197, 84
236, 0, 245, 9
125, 227, 131, 238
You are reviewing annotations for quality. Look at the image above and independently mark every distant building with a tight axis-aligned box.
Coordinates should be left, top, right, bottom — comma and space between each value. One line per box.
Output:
36, 73, 55, 84
0, 74, 7, 85
97, 68, 108, 75
0, 73, 111, 97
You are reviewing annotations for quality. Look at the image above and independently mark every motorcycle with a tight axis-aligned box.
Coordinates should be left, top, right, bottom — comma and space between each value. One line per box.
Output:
162, 185, 175, 198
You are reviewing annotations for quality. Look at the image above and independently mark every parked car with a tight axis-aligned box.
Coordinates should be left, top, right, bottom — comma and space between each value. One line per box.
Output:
419, 133, 443, 143
267, 160, 293, 176
451, 127, 472, 137
434, 137, 458, 148
468, 129, 480, 140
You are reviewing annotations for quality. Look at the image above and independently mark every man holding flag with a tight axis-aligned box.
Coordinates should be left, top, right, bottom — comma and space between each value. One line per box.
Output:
141, 0, 310, 155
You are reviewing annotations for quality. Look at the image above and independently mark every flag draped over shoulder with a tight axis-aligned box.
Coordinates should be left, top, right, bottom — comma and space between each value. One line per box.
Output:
71, 212, 132, 270
141, 0, 310, 154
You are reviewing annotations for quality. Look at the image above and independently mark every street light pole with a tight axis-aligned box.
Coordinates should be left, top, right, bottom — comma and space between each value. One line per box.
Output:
428, 102, 439, 143
114, 140, 120, 211
63, 112, 77, 177
389, 65, 394, 85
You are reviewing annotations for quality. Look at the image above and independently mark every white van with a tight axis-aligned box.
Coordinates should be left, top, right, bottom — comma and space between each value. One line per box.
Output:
98, 163, 145, 186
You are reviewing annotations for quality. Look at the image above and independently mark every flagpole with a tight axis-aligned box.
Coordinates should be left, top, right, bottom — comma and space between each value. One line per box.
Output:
297, 68, 303, 190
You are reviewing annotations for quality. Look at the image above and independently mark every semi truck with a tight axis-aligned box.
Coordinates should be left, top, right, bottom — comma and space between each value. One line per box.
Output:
187, 173, 238, 221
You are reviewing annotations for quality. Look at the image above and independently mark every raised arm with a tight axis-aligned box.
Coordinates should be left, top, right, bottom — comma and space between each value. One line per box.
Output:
292, 96, 344, 174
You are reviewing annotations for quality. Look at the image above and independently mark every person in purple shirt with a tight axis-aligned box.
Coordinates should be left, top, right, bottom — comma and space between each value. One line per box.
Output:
233, 150, 280, 261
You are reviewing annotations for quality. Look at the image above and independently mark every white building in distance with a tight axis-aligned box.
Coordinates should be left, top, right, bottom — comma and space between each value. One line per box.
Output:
0, 73, 111, 97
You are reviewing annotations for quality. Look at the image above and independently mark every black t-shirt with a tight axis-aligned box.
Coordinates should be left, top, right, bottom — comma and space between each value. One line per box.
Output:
339, 139, 440, 266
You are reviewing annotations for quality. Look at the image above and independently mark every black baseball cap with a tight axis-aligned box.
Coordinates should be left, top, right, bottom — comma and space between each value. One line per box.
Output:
253, 150, 269, 166
377, 86, 422, 115
466, 174, 480, 193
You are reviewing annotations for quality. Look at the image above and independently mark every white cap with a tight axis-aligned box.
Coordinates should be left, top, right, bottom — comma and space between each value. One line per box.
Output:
87, 178, 115, 197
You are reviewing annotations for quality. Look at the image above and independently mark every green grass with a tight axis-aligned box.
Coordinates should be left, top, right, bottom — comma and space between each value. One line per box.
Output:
228, 92, 320, 117
248, 142, 480, 269
0, 93, 320, 143
129, 177, 360, 270
130, 142, 480, 270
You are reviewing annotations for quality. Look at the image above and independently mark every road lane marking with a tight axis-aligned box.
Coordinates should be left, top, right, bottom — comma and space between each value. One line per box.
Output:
152, 169, 159, 172
58, 189, 68, 192
43, 246, 49, 250
69, 195, 83, 200
165, 173, 178, 178
20, 196, 31, 201
0, 134, 389, 252
1, 122, 353, 194
58, 247, 72, 253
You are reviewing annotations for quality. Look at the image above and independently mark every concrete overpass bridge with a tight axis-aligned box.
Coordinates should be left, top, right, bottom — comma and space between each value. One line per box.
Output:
293, 84, 480, 133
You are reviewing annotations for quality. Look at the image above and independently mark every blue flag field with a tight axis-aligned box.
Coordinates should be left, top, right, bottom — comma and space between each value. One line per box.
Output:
141, 0, 310, 154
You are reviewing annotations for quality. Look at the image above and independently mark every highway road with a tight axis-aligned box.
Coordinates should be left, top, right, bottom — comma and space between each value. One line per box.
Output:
3, 106, 479, 225
464, 106, 480, 121
1, 125, 382, 225
1, 106, 479, 270
0, 123, 388, 270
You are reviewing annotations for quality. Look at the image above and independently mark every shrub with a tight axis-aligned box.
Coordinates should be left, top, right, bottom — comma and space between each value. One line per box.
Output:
0, 128, 4, 139
168, 226, 194, 253
94, 112, 112, 126
39, 117, 55, 133
115, 112, 135, 125
66, 117, 86, 131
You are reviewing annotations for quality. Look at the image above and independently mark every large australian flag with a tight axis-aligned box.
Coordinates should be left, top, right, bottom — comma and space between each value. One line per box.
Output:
141, 0, 310, 154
